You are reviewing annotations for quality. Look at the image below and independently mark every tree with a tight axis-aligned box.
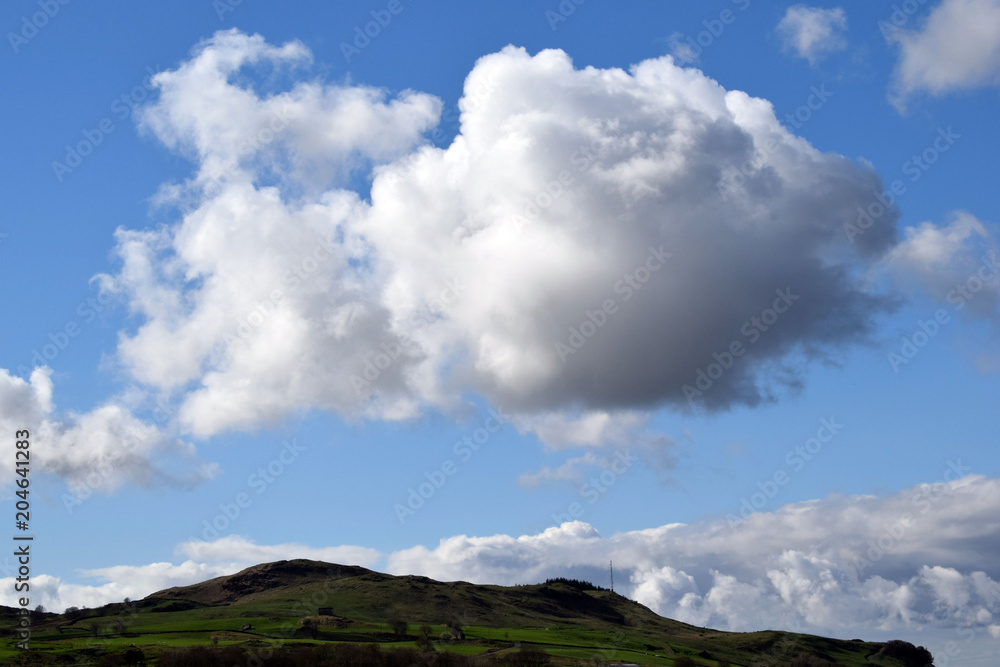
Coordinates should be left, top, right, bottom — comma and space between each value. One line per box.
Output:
390, 617, 409, 638
65, 606, 82, 621
84, 619, 102, 637
416, 624, 436, 652
123, 647, 146, 667
300, 616, 319, 639
447, 619, 464, 640
876, 640, 934, 667
109, 617, 128, 636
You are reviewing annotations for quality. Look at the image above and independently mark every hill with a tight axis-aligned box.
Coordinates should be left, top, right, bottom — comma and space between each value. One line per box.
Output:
0, 559, 934, 666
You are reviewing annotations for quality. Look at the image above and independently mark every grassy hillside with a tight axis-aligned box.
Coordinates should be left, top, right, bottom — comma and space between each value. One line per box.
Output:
0, 559, 934, 666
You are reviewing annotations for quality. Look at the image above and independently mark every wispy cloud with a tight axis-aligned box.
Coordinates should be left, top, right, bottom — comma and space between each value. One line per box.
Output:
776, 5, 848, 65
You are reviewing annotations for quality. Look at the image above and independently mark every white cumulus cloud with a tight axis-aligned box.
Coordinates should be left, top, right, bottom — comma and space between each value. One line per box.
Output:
0, 367, 215, 492
102, 32, 900, 448
888, 0, 1000, 107
386, 474, 1000, 637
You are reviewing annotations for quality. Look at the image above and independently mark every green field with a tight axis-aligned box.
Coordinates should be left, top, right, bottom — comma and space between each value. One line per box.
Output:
0, 560, 933, 666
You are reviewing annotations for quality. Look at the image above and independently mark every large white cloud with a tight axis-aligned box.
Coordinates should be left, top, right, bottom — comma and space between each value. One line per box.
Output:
103, 31, 901, 444
364, 45, 901, 417
888, 0, 1000, 106
101, 30, 442, 437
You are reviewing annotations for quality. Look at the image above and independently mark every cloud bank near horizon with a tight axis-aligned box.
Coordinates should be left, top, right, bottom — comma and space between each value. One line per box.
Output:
6, 475, 999, 649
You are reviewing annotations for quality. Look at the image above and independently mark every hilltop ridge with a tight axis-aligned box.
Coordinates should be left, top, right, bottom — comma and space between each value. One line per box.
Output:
0, 559, 935, 666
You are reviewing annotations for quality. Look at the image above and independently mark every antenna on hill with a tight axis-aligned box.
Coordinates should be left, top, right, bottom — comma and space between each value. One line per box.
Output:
609, 560, 614, 593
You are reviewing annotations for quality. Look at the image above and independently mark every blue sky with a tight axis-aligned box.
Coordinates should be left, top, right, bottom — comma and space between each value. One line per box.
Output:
2, 0, 1000, 662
